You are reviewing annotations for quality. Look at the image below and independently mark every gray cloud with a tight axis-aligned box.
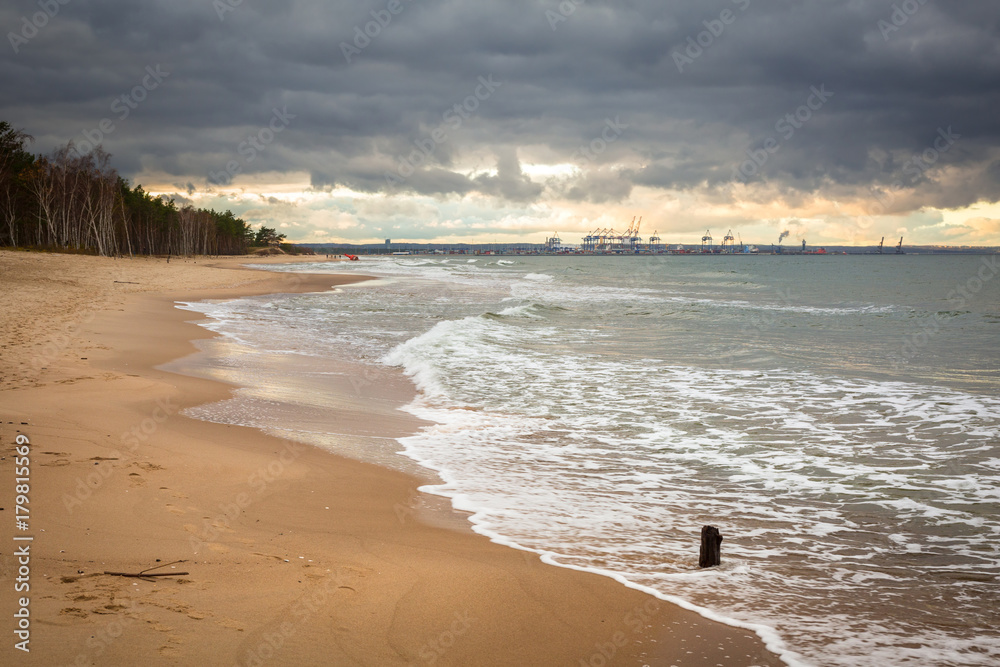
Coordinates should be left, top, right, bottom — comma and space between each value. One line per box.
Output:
2, 0, 998, 228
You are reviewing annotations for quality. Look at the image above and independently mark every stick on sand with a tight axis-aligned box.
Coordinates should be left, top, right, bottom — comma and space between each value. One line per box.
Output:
103, 560, 189, 578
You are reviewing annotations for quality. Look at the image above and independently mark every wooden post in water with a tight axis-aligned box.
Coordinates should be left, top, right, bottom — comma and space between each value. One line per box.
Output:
699, 525, 723, 568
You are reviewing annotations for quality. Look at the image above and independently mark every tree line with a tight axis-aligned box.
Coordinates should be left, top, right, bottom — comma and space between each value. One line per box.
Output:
0, 121, 257, 256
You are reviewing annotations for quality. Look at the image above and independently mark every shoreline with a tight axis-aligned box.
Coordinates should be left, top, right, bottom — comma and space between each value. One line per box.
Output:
0, 250, 783, 665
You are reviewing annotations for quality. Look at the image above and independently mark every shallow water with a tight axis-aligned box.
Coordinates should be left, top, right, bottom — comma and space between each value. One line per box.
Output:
179, 254, 1000, 666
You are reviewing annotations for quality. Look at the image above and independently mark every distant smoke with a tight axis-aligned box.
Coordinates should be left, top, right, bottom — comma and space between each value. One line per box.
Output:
778, 230, 790, 243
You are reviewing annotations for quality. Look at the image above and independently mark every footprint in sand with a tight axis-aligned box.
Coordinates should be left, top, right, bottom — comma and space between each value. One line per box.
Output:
128, 472, 147, 487
60, 608, 89, 618
92, 603, 127, 615
152, 628, 184, 654
144, 619, 172, 632
39, 458, 71, 467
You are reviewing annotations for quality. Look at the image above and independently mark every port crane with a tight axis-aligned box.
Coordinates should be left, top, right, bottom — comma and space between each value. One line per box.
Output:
701, 229, 713, 253
622, 216, 642, 251
584, 217, 645, 252
722, 229, 736, 253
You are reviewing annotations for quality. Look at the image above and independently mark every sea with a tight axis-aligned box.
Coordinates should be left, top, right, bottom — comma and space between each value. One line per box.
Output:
176, 254, 1000, 666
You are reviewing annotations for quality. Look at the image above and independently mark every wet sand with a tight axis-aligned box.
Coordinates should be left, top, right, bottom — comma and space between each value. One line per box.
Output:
0, 250, 783, 665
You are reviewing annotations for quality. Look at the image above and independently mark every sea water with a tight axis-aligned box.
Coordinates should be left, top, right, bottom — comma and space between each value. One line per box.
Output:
178, 255, 1000, 666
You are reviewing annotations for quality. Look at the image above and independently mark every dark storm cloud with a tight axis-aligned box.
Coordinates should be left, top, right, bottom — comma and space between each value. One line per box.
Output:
2, 0, 998, 209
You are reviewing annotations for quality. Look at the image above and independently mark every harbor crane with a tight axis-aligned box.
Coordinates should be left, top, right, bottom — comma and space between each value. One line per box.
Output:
722, 229, 736, 253
701, 229, 713, 253
623, 216, 642, 250
584, 216, 645, 252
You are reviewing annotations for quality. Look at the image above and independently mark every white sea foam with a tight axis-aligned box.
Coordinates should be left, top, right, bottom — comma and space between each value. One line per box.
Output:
379, 304, 1000, 665
179, 255, 1000, 667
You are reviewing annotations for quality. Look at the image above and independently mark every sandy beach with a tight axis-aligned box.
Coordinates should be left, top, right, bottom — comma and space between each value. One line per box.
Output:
0, 250, 782, 666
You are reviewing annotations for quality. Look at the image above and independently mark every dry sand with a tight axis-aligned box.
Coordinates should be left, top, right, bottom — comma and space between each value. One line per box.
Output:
0, 250, 783, 666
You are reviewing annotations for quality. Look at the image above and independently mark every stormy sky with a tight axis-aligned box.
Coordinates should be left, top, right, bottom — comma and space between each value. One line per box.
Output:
3, 0, 999, 245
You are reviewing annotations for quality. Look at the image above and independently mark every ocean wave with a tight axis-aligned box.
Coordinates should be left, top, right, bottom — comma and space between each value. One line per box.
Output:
382, 314, 1000, 667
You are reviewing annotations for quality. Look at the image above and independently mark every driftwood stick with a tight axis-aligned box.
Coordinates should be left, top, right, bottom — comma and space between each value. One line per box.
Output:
103, 571, 190, 578
103, 560, 189, 578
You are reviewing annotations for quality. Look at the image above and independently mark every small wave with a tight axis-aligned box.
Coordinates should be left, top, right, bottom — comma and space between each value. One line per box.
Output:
483, 303, 571, 320
677, 297, 895, 315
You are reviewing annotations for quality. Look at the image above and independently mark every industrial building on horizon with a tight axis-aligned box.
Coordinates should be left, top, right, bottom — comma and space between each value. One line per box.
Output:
310, 220, 998, 256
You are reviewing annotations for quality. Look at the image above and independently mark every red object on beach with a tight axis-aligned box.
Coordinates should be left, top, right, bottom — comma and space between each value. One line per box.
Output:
345, 254, 359, 261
